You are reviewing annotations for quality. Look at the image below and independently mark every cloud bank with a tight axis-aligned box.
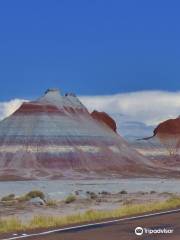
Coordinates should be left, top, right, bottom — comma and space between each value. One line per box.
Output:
80, 91, 180, 126
1, 91, 180, 127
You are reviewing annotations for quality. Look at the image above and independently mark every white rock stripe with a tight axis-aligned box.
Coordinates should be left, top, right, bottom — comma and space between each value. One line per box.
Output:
1, 208, 180, 240
0, 145, 99, 153
0, 145, 120, 153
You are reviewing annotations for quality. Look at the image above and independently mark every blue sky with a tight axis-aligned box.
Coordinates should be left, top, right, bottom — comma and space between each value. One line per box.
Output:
0, 0, 180, 100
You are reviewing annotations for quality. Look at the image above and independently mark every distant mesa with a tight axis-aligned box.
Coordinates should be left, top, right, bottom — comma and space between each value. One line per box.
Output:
0, 88, 156, 180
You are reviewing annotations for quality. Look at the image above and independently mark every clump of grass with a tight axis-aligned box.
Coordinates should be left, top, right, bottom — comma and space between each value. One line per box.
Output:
162, 191, 173, 196
120, 190, 127, 194
99, 191, 110, 195
17, 195, 29, 202
46, 199, 58, 207
1, 194, 15, 201
139, 191, 146, 195
25, 190, 45, 200
1, 196, 180, 233
65, 194, 76, 204
17, 190, 45, 202
0, 217, 23, 233
150, 190, 156, 194
123, 199, 134, 205
90, 192, 98, 199
86, 191, 98, 199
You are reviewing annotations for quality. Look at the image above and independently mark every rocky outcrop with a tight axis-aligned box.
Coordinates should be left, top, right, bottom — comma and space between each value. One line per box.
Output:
153, 117, 180, 136
136, 116, 180, 173
91, 111, 117, 133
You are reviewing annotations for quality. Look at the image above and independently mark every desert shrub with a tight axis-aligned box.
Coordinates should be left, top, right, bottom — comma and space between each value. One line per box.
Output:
86, 191, 98, 199
101, 191, 110, 195
139, 191, 146, 195
120, 190, 127, 194
90, 192, 97, 199
162, 192, 173, 196
17, 195, 29, 202
150, 191, 156, 194
1, 194, 15, 201
65, 194, 76, 204
17, 190, 45, 202
25, 190, 45, 200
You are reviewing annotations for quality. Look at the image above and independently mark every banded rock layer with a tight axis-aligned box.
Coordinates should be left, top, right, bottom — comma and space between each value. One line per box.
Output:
0, 89, 155, 180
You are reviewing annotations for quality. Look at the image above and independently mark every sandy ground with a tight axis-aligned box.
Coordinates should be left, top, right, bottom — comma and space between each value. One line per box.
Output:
0, 191, 176, 222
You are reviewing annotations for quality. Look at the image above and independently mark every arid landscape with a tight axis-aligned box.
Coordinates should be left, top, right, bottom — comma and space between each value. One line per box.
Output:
2, 188, 172, 222
0, 1, 180, 239
1, 89, 180, 237
0, 178, 180, 235
0, 88, 180, 180
0, 182, 180, 233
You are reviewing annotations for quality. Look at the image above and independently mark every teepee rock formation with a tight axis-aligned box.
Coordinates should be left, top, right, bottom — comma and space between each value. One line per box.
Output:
0, 89, 155, 180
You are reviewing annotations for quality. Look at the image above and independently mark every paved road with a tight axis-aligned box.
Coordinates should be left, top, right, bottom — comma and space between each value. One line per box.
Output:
1, 210, 180, 240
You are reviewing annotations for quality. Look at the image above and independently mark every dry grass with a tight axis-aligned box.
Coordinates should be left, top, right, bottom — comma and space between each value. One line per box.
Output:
16, 190, 45, 202
46, 199, 58, 207
1, 194, 15, 201
65, 194, 76, 204
0, 217, 23, 233
0, 196, 180, 233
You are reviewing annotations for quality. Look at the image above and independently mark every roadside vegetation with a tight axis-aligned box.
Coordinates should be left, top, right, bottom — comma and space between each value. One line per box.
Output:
0, 195, 180, 233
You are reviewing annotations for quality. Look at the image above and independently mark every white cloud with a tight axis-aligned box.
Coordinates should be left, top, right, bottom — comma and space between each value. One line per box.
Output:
80, 91, 180, 126
0, 91, 180, 127
0, 99, 27, 120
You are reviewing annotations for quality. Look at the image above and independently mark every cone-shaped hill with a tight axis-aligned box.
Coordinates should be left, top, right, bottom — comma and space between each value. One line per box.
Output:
0, 89, 155, 180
